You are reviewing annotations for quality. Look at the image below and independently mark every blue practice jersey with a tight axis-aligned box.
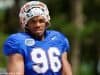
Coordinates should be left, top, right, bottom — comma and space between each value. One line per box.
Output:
3, 30, 70, 75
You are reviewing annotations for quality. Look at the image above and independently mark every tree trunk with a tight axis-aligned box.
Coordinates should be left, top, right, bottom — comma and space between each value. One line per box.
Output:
70, 0, 84, 75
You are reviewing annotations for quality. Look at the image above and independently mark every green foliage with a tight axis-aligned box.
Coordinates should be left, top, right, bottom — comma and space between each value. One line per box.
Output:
80, 21, 100, 63
79, 62, 94, 75
0, 10, 5, 31
0, 10, 5, 22
81, 21, 99, 38
0, 33, 8, 67
49, 14, 76, 35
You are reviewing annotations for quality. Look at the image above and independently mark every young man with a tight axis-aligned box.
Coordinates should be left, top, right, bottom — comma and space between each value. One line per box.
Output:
3, 1, 72, 75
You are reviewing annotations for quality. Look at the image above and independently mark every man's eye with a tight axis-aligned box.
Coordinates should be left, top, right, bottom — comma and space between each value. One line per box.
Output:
39, 19, 45, 23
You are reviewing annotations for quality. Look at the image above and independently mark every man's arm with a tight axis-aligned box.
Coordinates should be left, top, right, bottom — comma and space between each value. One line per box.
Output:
61, 52, 72, 75
7, 53, 24, 75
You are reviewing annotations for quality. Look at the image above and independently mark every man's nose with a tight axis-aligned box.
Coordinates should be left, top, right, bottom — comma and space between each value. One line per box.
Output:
35, 21, 41, 26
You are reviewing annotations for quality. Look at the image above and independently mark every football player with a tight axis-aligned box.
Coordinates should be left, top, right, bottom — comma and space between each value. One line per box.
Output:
3, 1, 72, 75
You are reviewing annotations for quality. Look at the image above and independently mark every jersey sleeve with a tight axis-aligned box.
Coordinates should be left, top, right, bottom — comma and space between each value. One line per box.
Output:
63, 37, 70, 53
3, 35, 22, 56
59, 32, 70, 54
51, 30, 70, 53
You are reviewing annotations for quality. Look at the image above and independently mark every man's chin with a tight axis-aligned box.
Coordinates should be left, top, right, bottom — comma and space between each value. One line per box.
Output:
34, 31, 43, 36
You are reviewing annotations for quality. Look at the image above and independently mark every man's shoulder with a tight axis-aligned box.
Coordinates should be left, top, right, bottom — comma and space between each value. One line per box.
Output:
47, 30, 65, 38
6, 32, 28, 41
3, 32, 27, 56
47, 30, 62, 35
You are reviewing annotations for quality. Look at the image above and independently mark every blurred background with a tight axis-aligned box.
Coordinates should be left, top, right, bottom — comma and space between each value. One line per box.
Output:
0, 0, 100, 75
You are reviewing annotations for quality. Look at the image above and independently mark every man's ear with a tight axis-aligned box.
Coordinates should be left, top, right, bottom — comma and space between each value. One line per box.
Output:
46, 22, 51, 28
25, 24, 29, 30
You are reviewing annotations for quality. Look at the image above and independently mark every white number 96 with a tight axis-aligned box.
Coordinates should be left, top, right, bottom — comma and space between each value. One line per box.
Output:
30, 47, 61, 73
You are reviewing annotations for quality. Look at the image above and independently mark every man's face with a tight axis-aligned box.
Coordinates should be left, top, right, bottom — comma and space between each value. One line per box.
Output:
27, 16, 47, 37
